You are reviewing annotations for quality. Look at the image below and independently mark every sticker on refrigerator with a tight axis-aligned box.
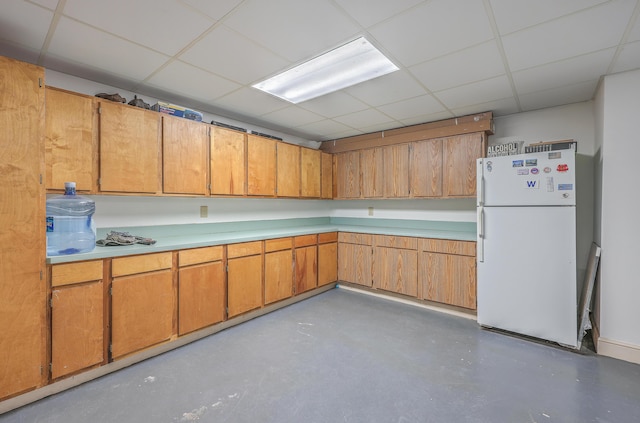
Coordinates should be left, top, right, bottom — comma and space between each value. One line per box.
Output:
558, 184, 573, 191
486, 161, 493, 172
525, 159, 538, 166
543, 167, 552, 173
524, 180, 540, 189
530, 168, 539, 175
517, 168, 529, 175
512, 160, 524, 167
548, 152, 562, 159
557, 164, 569, 172
546, 177, 554, 192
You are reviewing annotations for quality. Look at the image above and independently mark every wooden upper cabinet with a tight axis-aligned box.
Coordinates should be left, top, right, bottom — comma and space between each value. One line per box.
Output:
162, 116, 209, 195
247, 134, 276, 196
336, 151, 360, 199
300, 148, 321, 198
383, 144, 409, 198
410, 139, 443, 198
361, 147, 383, 198
210, 126, 246, 196
321, 152, 333, 199
99, 101, 161, 194
45, 87, 97, 193
443, 133, 485, 197
276, 142, 300, 197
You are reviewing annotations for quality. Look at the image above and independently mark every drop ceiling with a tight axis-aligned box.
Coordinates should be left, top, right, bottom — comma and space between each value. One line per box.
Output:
1, 0, 639, 142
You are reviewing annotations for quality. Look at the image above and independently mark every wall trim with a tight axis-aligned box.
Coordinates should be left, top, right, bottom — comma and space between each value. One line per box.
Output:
597, 336, 640, 365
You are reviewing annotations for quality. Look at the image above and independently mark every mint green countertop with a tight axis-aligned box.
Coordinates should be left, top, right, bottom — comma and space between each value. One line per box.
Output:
47, 217, 476, 264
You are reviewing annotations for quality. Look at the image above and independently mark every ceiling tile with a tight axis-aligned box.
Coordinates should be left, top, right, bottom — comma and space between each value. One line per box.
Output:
489, 0, 608, 35
519, 80, 598, 112
502, 0, 636, 71
180, 25, 290, 85
334, 0, 423, 28
261, 106, 325, 127
377, 94, 446, 121
612, 41, 640, 74
0, 1, 52, 50
370, 0, 494, 67
145, 60, 240, 102
299, 92, 369, 118
297, 119, 358, 140
400, 111, 454, 127
181, 0, 243, 20
435, 75, 513, 110
345, 70, 427, 107
62, 0, 214, 56
627, 14, 640, 42
332, 108, 395, 129
409, 41, 505, 92
29, 0, 60, 10
223, 0, 360, 62
359, 119, 404, 134
452, 97, 520, 117
215, 87, 289, 117
513, 48, 615, 95
46, 17, 169, 81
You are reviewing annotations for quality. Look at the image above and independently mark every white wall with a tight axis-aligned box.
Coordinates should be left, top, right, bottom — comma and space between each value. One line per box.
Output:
597, 69, 640, 361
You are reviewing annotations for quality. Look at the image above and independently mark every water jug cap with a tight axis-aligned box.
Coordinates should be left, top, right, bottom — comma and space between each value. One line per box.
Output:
64, 182, 76, 189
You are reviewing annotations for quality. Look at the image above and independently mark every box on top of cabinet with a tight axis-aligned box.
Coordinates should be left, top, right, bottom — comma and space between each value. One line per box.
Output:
151, 101, 203, 121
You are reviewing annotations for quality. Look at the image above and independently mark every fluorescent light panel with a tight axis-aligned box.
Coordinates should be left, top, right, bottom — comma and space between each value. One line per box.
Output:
252, 37, 399, 104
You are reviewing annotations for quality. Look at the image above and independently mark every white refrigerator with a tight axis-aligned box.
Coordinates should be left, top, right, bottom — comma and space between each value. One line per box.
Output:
476, 149, 578, 348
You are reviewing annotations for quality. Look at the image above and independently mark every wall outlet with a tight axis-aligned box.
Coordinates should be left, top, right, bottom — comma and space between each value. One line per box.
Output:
368, 207, 374, 216
200, 205, 208, 218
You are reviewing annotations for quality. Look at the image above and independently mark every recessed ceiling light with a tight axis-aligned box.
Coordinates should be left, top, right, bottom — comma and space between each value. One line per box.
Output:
252, 37, 399, 104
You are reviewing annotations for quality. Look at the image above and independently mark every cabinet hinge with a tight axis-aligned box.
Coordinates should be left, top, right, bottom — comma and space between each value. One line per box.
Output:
109, 286, 113, 296
109, 344, 112, 353
98, 178, 102, 187
38, 78, 43, 88
40, 270, 43, 280
49, 363, 53, 373
98, 106, 102, 114
39, 174, 43, 185
50, 298, 53, 308
226, 265, 229, 273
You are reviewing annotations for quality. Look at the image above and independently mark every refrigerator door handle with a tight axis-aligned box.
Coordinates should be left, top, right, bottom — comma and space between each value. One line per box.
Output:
476, 159, 484, 206
477, 207, 484, 262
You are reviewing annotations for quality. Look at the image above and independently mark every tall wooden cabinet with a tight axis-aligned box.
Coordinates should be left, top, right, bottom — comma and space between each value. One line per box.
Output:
383, 144, 410, 198
247, 135, 276, 196
276, 142, 300, 197
301, 148, 321, 198
410, 139, 443, 198
0, 56, 46, 400
45, 87, 97, 192
442, 133, 484, 197
98, 101, 161, 194
336, 151, 360, 198
361, 147, 384, 198
210, 126, 246, 196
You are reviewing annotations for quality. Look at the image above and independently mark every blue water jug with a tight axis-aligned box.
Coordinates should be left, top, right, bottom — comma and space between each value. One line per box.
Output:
46, 182, 96, 256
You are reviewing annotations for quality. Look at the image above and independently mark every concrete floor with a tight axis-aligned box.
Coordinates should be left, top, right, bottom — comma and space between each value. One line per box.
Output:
2, 287, 640, 423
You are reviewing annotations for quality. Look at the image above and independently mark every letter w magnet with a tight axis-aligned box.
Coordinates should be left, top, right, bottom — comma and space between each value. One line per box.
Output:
524, 180, 539, 189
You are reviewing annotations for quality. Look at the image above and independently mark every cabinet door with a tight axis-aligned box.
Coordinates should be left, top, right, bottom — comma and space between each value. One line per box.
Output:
373, 247, 418, 296
443, 133, 484, 197
318, 242, 337, 286
335, 151, 360, 198
276, 142, 300, 197
45, 87, 97, 192
228, 254, 263, 317
179, 261, 225, 335
410, 139, 443, 197
0, 57, 46, 399
210, 126, 246, 196
51, 281, 104, 379
320, 152, 333, 199
163, 116, 208, 195
338, 243, 372, 287
247, 135, 276, 196
295, 245, 317, 294
301, 148, 321, 198
361, 147, 384, 198
421, 252, 476, 309
265, 250, 293, 304
383, 144, 410, 198
99, 101, 161, 194
111, 270, 174, 359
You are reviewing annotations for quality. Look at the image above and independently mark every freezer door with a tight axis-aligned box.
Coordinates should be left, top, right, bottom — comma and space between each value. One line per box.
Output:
479, 151, 575, 207
477, 205, 577, 348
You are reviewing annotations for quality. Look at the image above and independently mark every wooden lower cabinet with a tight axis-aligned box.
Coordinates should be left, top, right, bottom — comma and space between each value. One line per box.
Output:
418, 239, 477, 310
178, 247, 225, 335
373, 247, 418, 297
111, 253, 175, 359
294, 235, 318, 294
318, 232, 338, 286
227, 242, 263, 317
50, 260, 105, 380
338, 233, 373, 287
264, 238, 293, 305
